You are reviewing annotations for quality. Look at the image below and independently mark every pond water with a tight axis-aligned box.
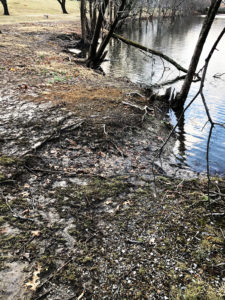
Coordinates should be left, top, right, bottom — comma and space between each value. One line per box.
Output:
103, 15, 225, 175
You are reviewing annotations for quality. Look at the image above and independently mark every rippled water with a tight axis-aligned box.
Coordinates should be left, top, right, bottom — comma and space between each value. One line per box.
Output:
103, 16, 225, 175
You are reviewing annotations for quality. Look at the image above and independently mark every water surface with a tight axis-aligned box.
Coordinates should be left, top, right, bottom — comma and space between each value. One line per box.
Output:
103, 16, 225, 175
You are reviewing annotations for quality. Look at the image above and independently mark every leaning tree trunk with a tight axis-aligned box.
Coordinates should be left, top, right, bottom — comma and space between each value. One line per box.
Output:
57, 0, 68, 14
1, 0, 10, 15
172, 0, 222, 110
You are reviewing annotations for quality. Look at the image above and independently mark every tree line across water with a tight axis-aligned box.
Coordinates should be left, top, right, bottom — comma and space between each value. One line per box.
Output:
0, 0, 212, 17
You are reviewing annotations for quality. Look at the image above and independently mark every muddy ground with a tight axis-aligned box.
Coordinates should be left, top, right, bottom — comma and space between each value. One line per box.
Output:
0, 21, 224, 299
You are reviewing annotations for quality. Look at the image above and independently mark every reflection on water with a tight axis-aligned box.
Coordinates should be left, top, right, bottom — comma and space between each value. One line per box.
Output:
103, 16, 225, 175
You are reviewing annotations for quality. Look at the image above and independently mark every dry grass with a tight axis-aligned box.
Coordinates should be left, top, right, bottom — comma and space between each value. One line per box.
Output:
0, 0, 80, 24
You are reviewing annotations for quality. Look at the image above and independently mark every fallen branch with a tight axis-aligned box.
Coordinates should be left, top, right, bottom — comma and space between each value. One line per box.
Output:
122, 101, 154, 122
126, 91, 145, 98
34, 290, 51, 300
111, 32, 192, 74
23, 121, 83, 156
108, 140, 125, 157
122, 101, 153, 111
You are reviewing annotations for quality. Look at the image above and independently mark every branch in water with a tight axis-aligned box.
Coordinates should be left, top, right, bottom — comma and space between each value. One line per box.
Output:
111, 31, 196, 75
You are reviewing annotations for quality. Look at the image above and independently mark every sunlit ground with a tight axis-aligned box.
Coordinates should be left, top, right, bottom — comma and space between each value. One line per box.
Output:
0, 0, 80, 24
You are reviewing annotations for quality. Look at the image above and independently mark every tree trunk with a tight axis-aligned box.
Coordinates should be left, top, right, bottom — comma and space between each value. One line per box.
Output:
139, 7, 142, 21
172, 0, 222, 110
91, 5, 97, 35
1, 0, 10, 15
57, 0, 68, 14
89, 0, 92, 24
109, 0, 113, 24
80, 0, 87, 43
158, 2, 161, 17
87, 0, 109, 66
91, 0, 127, 67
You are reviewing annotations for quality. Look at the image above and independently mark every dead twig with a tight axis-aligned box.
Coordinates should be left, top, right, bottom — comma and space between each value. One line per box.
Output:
122, 101, 154, 121
16, 236, 36, 254
76, 290, 85, 300
213, 72, 225, 78
126, 239, 144, 245
36, 256, 74, 292
0, 179, 15, 184
103, 124, 108, 136
2, 192, 35, 222
220, 228, 225, 241
34, 289, 51, 300
23, 121, 83, 156
205, 212, 225, 216
126, 91, 145, 98
16, 231, 41, 254
111, 140, 125, 157
122, 101, 153, 112
215, 262, 225, 267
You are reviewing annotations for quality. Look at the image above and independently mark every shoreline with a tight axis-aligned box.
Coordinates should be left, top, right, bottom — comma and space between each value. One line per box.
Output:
0, 20, 224, 300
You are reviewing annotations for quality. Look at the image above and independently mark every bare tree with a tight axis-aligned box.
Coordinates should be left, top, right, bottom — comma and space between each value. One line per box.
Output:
171, 0, 222, 110
57, 0, 68, 14
0, 0, 10, 15
79, 0, 137, 68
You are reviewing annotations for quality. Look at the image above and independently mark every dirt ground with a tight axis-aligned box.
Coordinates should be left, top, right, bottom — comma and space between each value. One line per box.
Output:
0, 21, 224, 300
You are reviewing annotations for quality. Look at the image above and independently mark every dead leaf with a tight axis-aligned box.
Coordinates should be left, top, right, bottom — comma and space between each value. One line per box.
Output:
31, 230, 41, 237
21, 191, 29, 197
157, 136, 164, 142
25, 264, 42, 291
0, 228, 6, 234
149, 237, 155, 244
